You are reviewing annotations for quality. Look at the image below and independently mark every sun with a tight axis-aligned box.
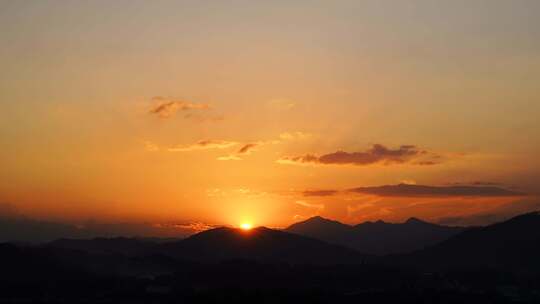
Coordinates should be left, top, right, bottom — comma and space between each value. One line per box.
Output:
240, 223, 253, 231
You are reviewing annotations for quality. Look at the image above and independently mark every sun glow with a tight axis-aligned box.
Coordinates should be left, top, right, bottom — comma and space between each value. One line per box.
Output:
240, 223, 253, 230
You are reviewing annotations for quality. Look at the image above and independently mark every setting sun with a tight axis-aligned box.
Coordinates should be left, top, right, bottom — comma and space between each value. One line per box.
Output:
240, 223, 253, 231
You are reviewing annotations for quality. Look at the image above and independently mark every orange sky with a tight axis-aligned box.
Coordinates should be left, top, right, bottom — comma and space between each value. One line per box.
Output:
1, 1, 539, 233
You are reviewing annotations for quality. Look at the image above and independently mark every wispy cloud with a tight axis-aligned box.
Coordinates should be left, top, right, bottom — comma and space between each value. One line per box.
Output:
216, 132, 312, 161
446, 181, 503, 186
295, 182, 523, 199
143, 140, 160, 152
154, 222, 216, 233
149, 96, 210, 118
237, 143, 259, 155
349, 183, 524, 197
279, 132, 312, 141
217, 155, 242, 161
206, 188, 267, 198
278, 144, 442, 166
217, 142, 260, 161
303, 190, 339, 197
144, 131, 313, 160
295, 200, 325, 211
168, 140, 238, 152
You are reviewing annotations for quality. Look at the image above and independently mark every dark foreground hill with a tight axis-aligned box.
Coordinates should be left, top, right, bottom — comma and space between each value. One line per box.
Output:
286, 216, 465, 255
159, 226, 370, 264
2, 212, 540, 303
396, 211, 540, 273
40, 226, 370, 265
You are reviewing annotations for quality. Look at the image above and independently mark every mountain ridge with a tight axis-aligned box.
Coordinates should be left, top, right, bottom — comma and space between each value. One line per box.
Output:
397, 211, 540, 272
159, 226, 371, 265
286, 216, 466, 255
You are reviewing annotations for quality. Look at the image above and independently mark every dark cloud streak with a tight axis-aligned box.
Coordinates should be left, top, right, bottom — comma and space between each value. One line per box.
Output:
149, 96, 210, 118
279, 144, 441, 166
349, 184, 524, 197
303, 190, 339, 197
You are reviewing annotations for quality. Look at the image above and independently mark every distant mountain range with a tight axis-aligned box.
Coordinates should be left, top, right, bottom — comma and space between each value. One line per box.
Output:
286, 216, 465, 255
2, 211, 539, 275
46, 227, 369, 265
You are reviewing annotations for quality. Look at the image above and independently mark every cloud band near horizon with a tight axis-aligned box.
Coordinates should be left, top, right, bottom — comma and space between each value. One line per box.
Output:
301, 184, 524, 198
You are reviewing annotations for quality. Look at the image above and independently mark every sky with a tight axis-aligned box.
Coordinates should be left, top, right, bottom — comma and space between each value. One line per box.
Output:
1, 0, 539, 235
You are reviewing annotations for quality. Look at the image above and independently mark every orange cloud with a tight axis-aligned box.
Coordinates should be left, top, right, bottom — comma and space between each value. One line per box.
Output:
349, 183, 523, 197
279, 132, 312, 141
168, 140, 238, 152
278, 144, 442, 166
156, 222, 216, 233
217, 155, 242, 161
237, 143, 259, 155
217, 143, 260, 161
296, 183, 523, 200
295, 200, 324, 211
142, 140, 160, 152
216, 132, 310, 161
303, 190, 339, 197
149, 96, 210, 118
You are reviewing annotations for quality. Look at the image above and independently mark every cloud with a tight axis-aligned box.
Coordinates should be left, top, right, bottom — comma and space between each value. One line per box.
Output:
436, 197, 540, 226
162, 131, 312, 160
349, 183, 524, 197
447, 181, 503, 186
205, 188, 267, 198
217, 138, 282, 161
278, 144, 441, 166
216, 143, 260, 161
143, 141, 160, 152
303, 190, 339, 197
295, 200, 325, 211
279, 132, 312, 141
168, 140, 238, 152
237, 143, 259, 155
153, 222, 216, 233
217, 155, 242, 161
149, 96, 210, 118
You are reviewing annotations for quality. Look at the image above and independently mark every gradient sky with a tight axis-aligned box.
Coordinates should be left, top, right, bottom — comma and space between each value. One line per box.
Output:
1, 0, 539, 233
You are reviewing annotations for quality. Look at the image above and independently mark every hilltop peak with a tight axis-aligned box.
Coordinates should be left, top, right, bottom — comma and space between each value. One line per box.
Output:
306, 215, 338, 223
406, 217, 427, 224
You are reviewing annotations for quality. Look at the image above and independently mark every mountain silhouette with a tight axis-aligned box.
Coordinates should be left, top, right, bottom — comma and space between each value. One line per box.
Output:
400, 211, 540, 272
3, 211, 540, 303
159, 226, 370, 264
286, 216, 353, 242
286, 216, 465, 255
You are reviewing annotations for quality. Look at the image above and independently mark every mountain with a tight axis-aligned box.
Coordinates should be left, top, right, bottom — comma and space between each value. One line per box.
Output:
41, 227, 370, 265
349, 217, 465, 255
400, 211, 540, 272
159, 226, 370, 265
285, 216, 465, 255
286, 216, 353, 243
